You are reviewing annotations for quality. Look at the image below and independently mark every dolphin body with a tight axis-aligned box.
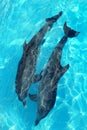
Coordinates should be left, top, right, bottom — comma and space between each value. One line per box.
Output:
15, 11, 63, 106
29, 22, 80, 125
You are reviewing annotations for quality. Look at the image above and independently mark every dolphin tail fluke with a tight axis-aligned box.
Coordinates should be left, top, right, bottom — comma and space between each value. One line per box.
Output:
46, 11, 63, 23
63, 22, 80, 38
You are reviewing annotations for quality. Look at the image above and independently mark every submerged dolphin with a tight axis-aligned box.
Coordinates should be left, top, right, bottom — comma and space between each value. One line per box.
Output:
29, 22, 80, 125
15, 11, 63, 106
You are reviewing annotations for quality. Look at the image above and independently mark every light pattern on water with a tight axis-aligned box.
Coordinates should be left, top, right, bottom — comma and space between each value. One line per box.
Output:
0, 0, 87, 130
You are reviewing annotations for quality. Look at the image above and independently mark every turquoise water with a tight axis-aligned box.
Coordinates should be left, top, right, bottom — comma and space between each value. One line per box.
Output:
0, 0, 87, 130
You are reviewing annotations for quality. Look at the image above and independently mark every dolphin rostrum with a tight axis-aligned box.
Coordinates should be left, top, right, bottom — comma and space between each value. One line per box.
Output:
15, 11, 63, 106
29, 22, 80, 125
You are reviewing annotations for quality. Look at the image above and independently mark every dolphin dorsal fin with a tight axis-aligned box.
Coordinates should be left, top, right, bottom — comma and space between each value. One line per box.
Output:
60, 64, 69, 77
23, 40, 27, 50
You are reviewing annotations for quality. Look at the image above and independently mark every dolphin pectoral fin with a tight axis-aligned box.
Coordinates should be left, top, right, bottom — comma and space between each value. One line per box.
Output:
32, 71, 43, 83
32, 74, 42, 83
60, 64, 69, 76
29, 93, 37, 101
41, 39, 45, 45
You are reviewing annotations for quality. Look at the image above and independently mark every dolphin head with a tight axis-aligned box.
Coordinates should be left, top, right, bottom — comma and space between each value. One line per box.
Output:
18, 93, 27, 106
15, 80, 28, 106
34, 88, 57, 126
35, 105, 50, 126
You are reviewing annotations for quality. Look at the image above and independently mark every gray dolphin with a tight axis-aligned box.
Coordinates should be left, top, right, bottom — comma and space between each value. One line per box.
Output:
29, 22, 80, 125
15, 11, 63, 106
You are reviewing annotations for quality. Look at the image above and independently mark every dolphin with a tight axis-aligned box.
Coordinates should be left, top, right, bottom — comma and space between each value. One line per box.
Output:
15, 11, 63, 106
29, 22, 80, 125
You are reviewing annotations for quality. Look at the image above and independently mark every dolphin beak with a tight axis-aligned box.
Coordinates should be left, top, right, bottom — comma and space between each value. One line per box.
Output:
35, 119, 40, 126
23, 100, 27, 107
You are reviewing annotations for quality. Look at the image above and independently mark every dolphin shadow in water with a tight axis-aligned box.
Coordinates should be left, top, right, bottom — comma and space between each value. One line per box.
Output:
29, 22, 80, 125
15, 11, 63, 106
